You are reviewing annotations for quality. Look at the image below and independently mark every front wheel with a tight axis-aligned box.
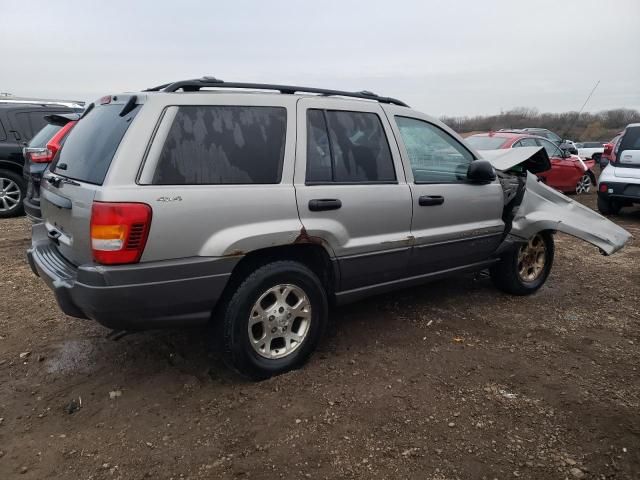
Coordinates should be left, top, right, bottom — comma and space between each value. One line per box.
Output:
0, 169, 25, 218
221, 261, 328, 380
490, 232, 554, 295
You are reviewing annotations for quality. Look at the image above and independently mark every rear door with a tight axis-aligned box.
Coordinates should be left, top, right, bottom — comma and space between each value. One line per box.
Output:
40, 98, 141, 265
294, 99, 412, 291
384, 107, 504, 274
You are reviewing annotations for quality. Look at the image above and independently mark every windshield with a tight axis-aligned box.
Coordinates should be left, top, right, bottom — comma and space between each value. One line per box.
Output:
53, 103, 140, 184
28, 124, 62, 148
465, 135, 509, 150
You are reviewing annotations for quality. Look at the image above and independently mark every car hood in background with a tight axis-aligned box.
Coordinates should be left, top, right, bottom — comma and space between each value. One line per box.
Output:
480, 146, 551, 174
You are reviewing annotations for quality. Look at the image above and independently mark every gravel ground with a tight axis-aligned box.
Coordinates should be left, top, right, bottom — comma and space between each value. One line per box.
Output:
0, 192, 639, 479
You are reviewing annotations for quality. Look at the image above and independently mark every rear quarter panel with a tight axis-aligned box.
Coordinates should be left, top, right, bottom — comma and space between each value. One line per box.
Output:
100, 94, 305, 262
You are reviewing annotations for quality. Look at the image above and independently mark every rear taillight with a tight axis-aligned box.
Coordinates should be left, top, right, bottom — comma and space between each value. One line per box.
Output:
90, 202, 152, 265
30, 122, 77, 163
599, 183, 608, 193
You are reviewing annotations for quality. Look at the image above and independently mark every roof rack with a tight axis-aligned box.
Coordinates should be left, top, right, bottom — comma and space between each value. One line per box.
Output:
143, 77, 409, 107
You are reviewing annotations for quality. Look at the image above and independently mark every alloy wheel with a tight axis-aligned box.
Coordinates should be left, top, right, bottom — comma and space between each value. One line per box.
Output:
248, 284, 312, 359
575, 174, 591, 194
517, 234, 546, 283
0, 177, 21, 212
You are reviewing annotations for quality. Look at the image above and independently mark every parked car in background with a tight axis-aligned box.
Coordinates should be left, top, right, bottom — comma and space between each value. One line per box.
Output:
499, 128, 578, 154
597, 124, 640, 215
0, 101, 82, 217
27, 78, 629, 379
23, 113, 80, 221
465, 131, 596, 193
600, 133, 623, 168
575, 141, 605, 162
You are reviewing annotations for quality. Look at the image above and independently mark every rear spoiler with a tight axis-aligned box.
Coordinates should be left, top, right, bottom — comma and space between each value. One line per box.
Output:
44, 113, 81, 126
480, 146, 551, 174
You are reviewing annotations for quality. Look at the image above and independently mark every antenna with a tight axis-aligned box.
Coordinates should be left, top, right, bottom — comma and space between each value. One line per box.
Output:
560, 80, 600, 140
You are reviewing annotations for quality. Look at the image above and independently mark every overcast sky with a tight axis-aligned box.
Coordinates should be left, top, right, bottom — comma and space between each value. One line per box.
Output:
1, 0, 638, 116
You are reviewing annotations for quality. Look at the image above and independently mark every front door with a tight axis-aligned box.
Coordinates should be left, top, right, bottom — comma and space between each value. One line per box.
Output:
294, 99, 413, 292
383, 108, 505, 274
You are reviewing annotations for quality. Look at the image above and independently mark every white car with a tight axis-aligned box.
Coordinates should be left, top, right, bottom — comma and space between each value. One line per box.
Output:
576, 141, 605, 161
597, 124, 640, 215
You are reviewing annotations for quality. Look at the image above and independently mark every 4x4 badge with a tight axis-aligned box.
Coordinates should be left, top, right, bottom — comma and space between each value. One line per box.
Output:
156, 196, 182, 202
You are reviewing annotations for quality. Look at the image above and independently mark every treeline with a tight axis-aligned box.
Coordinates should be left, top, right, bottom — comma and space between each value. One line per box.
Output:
440, 108, 640, 141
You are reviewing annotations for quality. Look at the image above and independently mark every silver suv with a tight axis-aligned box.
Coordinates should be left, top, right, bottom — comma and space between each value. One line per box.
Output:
27, 78, 630, 379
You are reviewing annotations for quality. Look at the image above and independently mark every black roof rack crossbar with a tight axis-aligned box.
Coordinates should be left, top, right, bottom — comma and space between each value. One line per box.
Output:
148, 77, 409, 107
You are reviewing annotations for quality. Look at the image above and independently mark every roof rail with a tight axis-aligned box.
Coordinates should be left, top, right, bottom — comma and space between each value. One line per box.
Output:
143, 77, 409, 107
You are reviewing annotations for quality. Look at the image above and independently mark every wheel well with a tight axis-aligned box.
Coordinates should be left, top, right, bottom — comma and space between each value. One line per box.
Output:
0, 162, 25, 181
219, 244, 337, 310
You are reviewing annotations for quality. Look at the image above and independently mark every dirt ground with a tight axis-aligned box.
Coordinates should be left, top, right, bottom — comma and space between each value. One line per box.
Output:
0, 192, 639, 480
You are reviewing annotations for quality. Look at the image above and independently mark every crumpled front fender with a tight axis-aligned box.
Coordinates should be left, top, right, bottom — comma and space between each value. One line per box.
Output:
509, 174, 631, 255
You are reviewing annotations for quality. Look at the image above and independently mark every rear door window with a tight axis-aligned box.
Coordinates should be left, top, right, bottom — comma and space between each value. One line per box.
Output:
53, 104, 140, 184
306, 109, 395, 183
153, 106, 287, 185
536, 138, 563, 158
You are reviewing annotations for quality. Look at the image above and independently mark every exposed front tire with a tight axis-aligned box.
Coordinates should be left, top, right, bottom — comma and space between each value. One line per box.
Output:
597, 195, 621, 215
0, 169, 25, 218
221, 261, 328, 380
490, 232, 554, 296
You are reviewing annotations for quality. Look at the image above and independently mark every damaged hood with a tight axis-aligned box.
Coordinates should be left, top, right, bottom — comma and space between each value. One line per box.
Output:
481, 147, 551, 174
510, 175, 631, 255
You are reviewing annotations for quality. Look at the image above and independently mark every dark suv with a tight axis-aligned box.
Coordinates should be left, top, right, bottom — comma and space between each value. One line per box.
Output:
0, 102, 80, 217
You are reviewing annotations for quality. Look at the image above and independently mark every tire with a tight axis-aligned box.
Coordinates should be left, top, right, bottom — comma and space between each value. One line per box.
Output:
490, 232, 554, 296
597, 196, 621, 215
221, 260, 328, 380
575, 173, 592, 194
0, 169, 25, 218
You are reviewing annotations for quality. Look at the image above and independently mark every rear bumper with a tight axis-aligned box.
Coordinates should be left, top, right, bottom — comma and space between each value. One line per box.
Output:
598, 181, 640, 203
27, 224, 238, 330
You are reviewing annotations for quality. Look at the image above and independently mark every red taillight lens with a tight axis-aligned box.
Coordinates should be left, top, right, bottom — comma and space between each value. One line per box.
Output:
90, 202, 152, 265
599, 183, 608, 193
29, 148, 54, 163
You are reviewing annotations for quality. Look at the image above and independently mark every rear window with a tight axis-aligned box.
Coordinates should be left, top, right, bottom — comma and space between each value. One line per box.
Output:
153, 106, 287, 185
465, 135, 509, 150
28, 124, 62, 148
53, 104, 140, 184
619, 127, 640, 153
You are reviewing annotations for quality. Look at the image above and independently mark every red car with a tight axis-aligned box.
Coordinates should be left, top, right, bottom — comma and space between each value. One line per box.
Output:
465, 132, 597, 194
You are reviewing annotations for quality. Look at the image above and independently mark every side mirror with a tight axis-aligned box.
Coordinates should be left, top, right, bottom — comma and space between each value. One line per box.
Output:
467, 160, 496, 184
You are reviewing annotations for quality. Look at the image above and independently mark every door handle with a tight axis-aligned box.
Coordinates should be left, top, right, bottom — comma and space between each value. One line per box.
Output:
309, 199, 342, 211
418, 195, 444, 206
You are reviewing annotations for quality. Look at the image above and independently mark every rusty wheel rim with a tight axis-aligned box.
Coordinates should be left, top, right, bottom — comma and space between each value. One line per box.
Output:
517, 234, 546, 283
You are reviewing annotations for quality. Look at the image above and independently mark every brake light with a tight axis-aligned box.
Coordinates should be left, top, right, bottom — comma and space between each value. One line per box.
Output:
29, 121, 77, 163
90, 202, 152, 265
599, 183, 608, 193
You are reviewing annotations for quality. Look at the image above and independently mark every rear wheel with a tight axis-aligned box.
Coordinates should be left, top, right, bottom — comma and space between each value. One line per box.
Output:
221, 261, 328, 380
0, 170, 25, 218
597, 196, 621, 215
491, 232, 554, 295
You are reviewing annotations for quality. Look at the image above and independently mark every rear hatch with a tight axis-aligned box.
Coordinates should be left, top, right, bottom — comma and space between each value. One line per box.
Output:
614, 126, 640, 178
40, 97, 141, 265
